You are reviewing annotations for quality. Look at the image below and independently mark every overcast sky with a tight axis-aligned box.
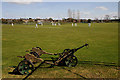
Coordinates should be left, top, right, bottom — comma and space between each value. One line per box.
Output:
2, 2, 118, 19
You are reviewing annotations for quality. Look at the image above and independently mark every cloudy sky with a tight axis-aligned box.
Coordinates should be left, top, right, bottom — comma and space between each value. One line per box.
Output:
2, 1, 118, 19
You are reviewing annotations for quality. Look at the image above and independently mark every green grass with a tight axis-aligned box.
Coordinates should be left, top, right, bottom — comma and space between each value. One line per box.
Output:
2, 23, 118, 78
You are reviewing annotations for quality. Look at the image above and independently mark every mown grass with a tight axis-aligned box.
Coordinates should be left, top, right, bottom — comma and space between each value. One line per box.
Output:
2, 23, 118, 78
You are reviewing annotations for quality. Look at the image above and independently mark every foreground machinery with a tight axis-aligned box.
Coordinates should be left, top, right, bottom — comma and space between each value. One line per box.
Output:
13, 43, 88, 75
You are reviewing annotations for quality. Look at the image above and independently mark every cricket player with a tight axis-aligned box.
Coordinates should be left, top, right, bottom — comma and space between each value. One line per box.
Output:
75, 23, 77, 26
12, 23, 14, 26
35, 23, 38, 28
54, 23, 56, 26
88, 19, 91, 27
72, 23, 73, 26
41, 23, 43, 26
51, 21, 54, 26
58, 23, 61, 26
72, 20, 77, 26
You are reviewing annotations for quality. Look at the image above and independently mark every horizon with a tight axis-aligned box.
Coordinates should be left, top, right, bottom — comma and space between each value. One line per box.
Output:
2, 2, 118, 19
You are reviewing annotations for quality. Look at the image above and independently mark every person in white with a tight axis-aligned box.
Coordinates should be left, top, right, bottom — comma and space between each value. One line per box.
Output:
72, 23, 73, 26
88, 23, 91, 27
12, 23, 14, 26
51, 21, 54, 26
88, 19, 91, 27
75, 23, 77, 26
54, 23, 56, 26
41, 23, 43, 26
35, 24, 38, 28
72, 20, 77, 26
58, 23, 61, 26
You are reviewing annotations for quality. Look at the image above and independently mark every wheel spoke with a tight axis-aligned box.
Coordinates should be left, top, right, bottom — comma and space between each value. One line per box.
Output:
21, 69, 26, 74
18, 65, 23, 69
68, 63, 72, 67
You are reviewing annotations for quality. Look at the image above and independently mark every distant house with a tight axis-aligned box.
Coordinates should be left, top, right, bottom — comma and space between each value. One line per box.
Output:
22, 19, 29, 24
37, 20, 44, 23
7, 19, 13, 24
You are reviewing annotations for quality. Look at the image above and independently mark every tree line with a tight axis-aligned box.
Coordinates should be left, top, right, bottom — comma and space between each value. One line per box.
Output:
1, 17, 119, 24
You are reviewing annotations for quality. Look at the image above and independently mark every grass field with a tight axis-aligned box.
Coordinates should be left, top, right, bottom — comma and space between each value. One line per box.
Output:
2, 23, 118, 79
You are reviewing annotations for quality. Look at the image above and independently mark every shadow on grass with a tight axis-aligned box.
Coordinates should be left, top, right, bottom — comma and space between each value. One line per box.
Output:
78, 60, 118, 67
8, 66, 22, 75
61, 67, 87, 79
8, 60, 118, 80
23, 63, 87, 80
9, 62, 87, 80
8, 72, 22, 75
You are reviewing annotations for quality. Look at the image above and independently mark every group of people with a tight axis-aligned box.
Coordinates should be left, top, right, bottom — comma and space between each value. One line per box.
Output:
72, 20, 77, 26
51, 21, 61, 26
11, 19, 91, 28
72, 19, 91, 27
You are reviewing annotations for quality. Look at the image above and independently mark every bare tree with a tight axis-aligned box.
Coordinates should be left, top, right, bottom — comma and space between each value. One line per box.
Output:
113, 16, 117, 20
68, 9, 72, 18
95, 17, 99, 23
72, 10, 75, 19
77, 10, 80, 20
119, 2, 120, 19
104, 15, 111, 22
104, 15, 110, 20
